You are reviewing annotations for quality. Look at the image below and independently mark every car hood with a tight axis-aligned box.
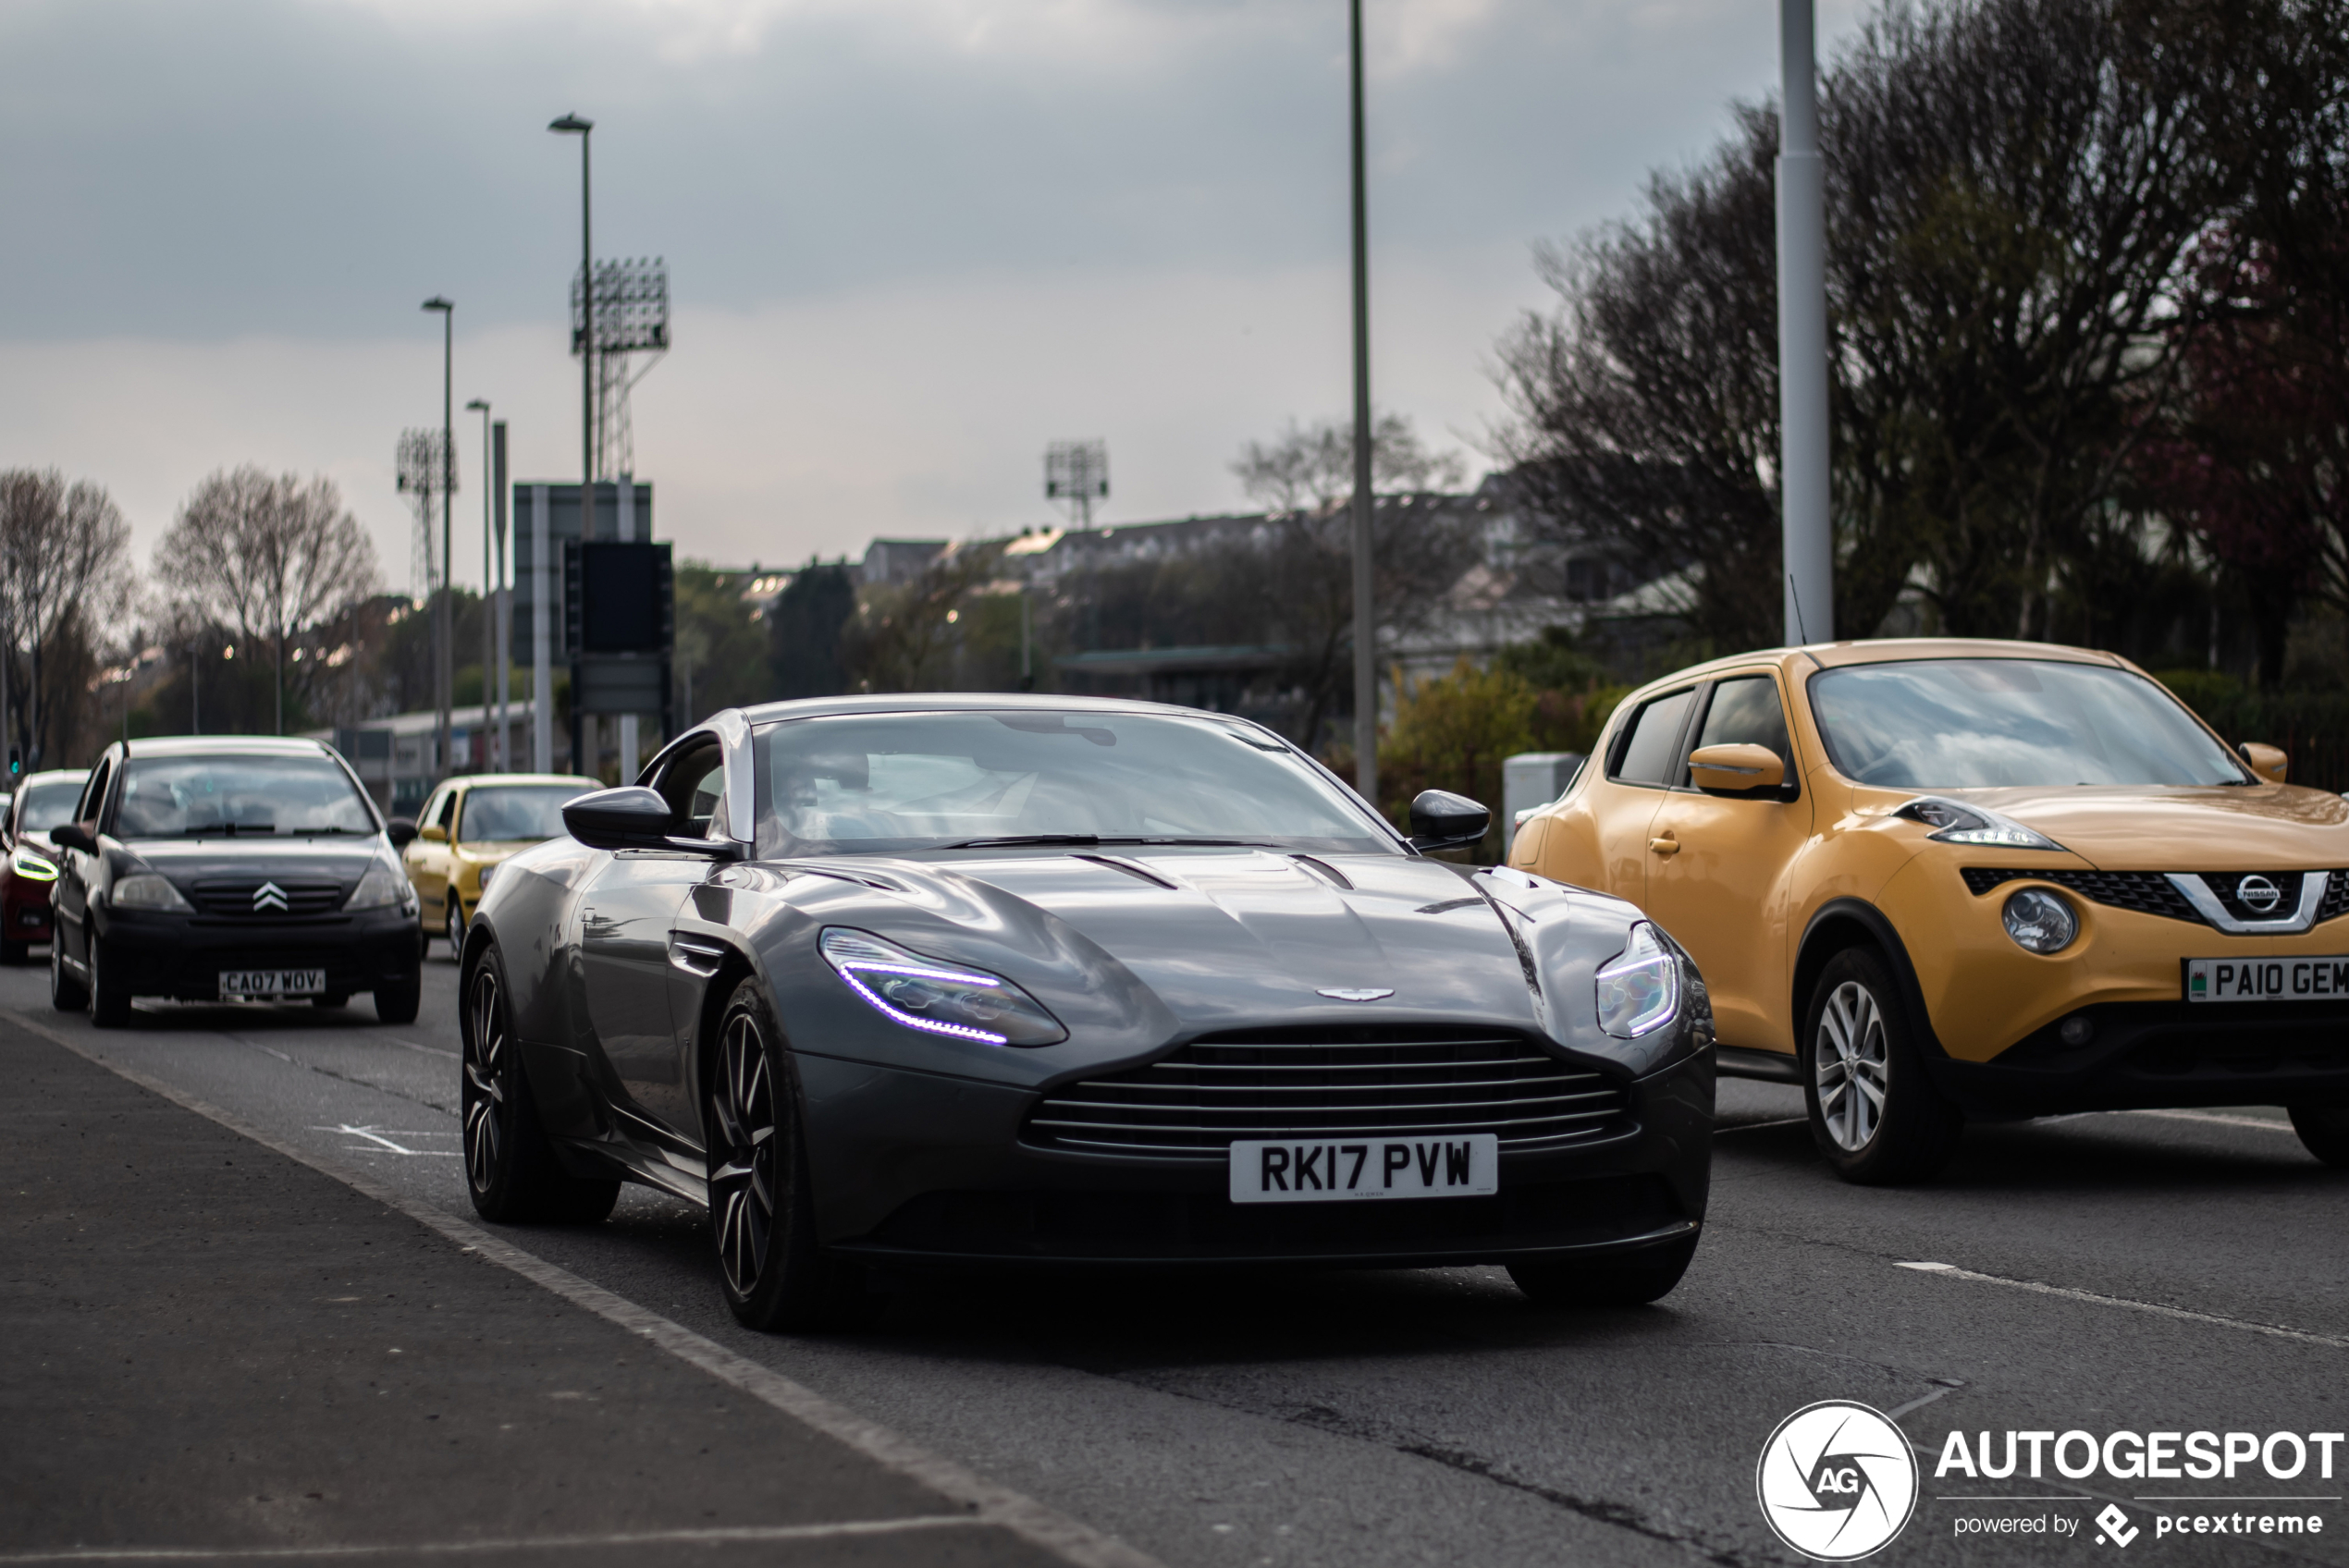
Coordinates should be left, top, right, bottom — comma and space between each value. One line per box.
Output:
119, 836, 387, 885
912, 849, 1548, 1035
1944, 785, 2349, 871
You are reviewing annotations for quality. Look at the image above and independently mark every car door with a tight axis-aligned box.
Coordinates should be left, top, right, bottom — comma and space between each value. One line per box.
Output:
1554, 685, 1699, 908
1643, 672, 1814, 1055
579, 739, 729, 1137
52, 754, 113, 973
404, 786, 456, 925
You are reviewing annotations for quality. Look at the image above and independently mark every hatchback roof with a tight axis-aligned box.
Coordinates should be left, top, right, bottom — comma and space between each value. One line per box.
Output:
735, 692, 1225, 726
117, 736, 334, 758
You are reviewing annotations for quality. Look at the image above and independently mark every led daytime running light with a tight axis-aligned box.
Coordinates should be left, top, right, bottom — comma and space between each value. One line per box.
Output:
818, 927, 1068, 1047
834, 960, 1015, 1045
9, 848, 58, 882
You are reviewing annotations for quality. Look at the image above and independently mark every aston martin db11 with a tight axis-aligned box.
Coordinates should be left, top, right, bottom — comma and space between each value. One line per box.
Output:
460, 695, 1715, 1330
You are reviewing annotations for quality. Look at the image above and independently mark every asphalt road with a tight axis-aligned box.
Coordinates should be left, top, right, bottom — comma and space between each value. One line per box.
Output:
8, 947, 2347, 1567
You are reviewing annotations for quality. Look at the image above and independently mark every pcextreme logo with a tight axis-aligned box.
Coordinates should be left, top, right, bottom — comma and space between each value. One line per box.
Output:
1757, 1402, 1921, 1561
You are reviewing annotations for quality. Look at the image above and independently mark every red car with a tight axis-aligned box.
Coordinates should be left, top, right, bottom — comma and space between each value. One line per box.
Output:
3, 769, 90, 963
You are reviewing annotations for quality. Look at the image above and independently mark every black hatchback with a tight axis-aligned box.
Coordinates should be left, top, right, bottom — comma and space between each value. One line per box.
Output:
48, 737, 424, 1026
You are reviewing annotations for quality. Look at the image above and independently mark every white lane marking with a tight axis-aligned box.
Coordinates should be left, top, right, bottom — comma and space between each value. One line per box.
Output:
308, 1124, 461, 1157
381, 1035, 459, 1060
1894, 1262, 2349, 1351
0, 1516, 985, 1562
7, 1008, 1162, 1568
1883, 1383, 1960, 1422
2121, 1109, 2295, 1133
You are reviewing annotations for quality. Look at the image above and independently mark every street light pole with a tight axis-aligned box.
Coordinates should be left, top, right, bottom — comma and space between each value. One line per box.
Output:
549, 115, 595, 499
1777, 0, 1833, 645
1347, 0, 1377, 803
424, 297, 455, 775
467, 398, 495, 769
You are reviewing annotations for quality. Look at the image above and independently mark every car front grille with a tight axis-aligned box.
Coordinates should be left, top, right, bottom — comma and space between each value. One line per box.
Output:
1959, 867, 2348, 927
1023, 1024, 1629, 1160
188, 878, 349, 917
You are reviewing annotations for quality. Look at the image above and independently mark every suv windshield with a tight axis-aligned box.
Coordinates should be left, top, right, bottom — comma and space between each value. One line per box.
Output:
461, 784, 593, 843
755, 711, 1393, 857
116, 754, 378, 837
1809, 659, 2251, 789
18, 779, 86, 833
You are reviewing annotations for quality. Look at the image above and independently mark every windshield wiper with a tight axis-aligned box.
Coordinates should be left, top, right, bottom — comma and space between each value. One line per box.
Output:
287, 826, 369, 835
177, 823, 276, 836
947, 834, 1101, 850
1101, 837, 1278, 848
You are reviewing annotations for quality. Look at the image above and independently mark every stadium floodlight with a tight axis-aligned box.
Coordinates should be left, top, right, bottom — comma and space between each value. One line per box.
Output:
1045, 440, 1109, 530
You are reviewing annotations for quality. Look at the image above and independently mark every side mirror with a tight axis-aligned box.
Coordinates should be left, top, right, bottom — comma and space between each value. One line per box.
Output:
562, 786, 747, 858
1408, 790, 1491, 854
50, 821, 96, 855
419, 823, 449, 843
1689, 743, 1787, 795
2241, 742, 2288, 785
385, 817, 419, 849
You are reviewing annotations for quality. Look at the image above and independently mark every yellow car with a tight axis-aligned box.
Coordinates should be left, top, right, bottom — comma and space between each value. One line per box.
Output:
1510, 637, 2349, 1182
403, 774, 599, 951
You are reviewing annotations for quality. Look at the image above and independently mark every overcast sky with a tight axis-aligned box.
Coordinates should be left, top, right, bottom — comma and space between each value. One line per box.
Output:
0, 0, 1863, 595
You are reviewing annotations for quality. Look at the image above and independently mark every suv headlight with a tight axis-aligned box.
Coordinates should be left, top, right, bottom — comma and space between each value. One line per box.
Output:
819, 927, 1068, 1047
111, 873, 192, 912
1595, 921, 1680, 1038
1893, 794, 2065, 851
345, 863, 416, 912
2002, 887, 2077, 954
9, 847, 57, 882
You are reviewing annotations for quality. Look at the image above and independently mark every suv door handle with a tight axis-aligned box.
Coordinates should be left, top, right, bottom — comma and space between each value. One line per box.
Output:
1648, 834, 1680, 856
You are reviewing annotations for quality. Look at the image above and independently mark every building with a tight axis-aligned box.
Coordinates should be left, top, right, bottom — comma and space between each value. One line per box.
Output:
311, 700, 569, 815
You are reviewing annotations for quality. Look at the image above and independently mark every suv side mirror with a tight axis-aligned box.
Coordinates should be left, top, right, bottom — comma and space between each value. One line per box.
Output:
562, 786, 745, 859
50, 821, 96, 854
385, 817, 419, 849
2241, 742, 2288, 785
1408, 790, 1491, 854
1689, 743, 1787, 795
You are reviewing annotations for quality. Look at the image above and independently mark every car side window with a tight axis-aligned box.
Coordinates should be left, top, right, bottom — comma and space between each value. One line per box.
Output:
78, 760, 113, 827
1607, 689, 1697, 787
1681, 676, 1793, 787
432, 790, 460, 831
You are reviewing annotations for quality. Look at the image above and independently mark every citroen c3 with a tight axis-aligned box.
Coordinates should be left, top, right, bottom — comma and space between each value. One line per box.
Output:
1510, 638, 2349, 1182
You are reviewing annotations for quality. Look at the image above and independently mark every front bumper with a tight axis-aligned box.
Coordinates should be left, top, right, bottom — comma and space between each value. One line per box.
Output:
1932, 998, 2349, 1115
2, 874, 54, 942
793, 1044, 1714, 1268
92, 906, 422, 999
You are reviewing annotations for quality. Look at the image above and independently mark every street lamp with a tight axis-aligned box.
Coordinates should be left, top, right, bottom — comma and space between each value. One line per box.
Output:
423, 297, 455, 775
1347, 0, 1376, 803
466, 397, 498, 770
548, 114, 595, 496
1777, 0, 1832, 644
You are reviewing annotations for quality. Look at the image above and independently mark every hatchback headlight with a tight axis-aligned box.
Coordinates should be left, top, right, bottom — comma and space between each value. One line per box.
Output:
1595, 921, 1681, 1038
8, 847, 57, 883
345, 863, 416, 912
474, 862, 498, 895
819, 927, 1068, 1047
111, 873, 191, 912
2002, 888, 2077, 954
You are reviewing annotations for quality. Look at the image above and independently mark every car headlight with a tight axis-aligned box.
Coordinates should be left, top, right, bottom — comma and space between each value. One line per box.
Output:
1894, 795, 2065, 851
1594, 921, 1680, 1038
818, 927, 1068, 1047
475, 862, 497, 895
8, 848, 57, 883
345, 863, 416, 912
2002, 887, 2077, 954
111, 873, 191, 912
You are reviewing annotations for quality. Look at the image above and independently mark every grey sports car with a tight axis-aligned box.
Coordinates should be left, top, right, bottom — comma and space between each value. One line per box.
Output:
461, 694, 1715, 1330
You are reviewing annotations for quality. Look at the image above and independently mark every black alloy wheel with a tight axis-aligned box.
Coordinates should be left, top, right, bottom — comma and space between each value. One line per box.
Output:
1800, 947, 1963, 1184
2288, 1103, 2349, 1168
87, 935, 133, 1028
460, 944, 618, 1224
706, 977, 870, 1333
50, 932, 85, 1011
1507, 1232, 1700, 1308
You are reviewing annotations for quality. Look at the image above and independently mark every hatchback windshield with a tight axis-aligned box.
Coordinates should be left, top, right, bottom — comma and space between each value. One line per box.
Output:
460, 784, 593, 843
755, 711, 1392, 856
1808, 660, 2250, 789
116, 755, 378, 837
18, 778, 86, 833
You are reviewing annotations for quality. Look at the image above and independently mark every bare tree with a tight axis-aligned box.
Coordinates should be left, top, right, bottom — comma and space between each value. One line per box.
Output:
0, 470, 133, 767
841, 542, 1005, 693
156, 468, 380, 735
1232, 413, 1467, 512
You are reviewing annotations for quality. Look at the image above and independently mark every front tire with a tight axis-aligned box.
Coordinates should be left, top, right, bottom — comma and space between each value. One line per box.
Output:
461, 944, 619, 1224
50, 933, 86, 1011
707, 978, 871, 1333
88, 936, 133, 1028
445, 897, 465, 951
2289, 1103, 2349, 1168
373, 970, 421, 1024
1508, 1233, 1699, 1307
1802, 947, 1962, 1184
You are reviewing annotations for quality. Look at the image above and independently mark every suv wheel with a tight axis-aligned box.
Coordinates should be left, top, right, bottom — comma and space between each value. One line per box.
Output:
1801, 947, 1962, 1184
2288, 1103, 2349, 1168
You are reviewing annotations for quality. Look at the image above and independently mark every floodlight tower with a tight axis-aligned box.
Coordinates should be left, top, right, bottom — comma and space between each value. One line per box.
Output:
395, 428, 454, 600
577, 257, 670, 481
1045, 440, 1109, 529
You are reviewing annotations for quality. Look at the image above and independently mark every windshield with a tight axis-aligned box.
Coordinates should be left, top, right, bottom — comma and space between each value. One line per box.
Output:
1809, 660, 2251, 789
754, 710, 1394, 857
18, 778, 87, 833
460, 784, 593, 843
116, 755, 378, 837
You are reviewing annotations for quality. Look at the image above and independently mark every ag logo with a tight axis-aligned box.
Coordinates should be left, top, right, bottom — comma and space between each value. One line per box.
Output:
1756, 1401, 1919, 1561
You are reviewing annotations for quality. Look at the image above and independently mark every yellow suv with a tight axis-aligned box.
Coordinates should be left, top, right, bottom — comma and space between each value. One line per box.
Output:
1510, 638, 2349, 1182
403, 774, 598, 952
